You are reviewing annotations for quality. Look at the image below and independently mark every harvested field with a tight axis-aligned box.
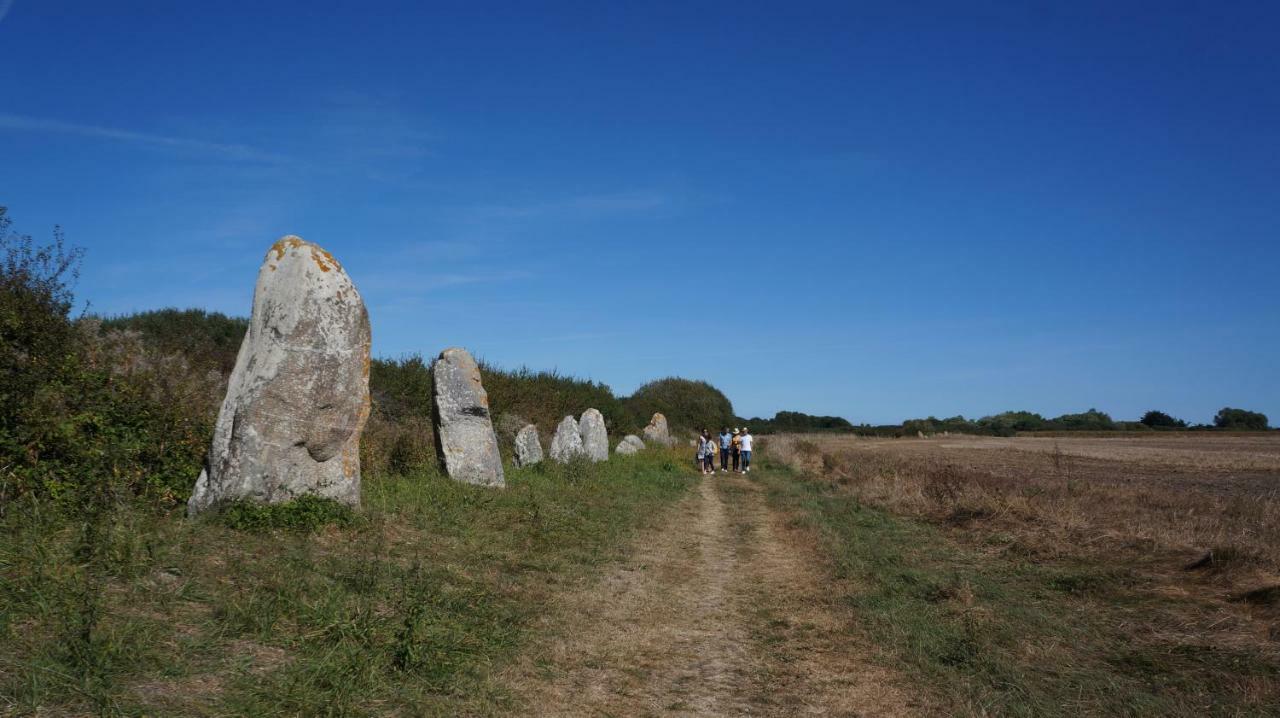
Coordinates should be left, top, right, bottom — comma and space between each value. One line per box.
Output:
759, 432, 1280, 715
767, 432, 1280, 571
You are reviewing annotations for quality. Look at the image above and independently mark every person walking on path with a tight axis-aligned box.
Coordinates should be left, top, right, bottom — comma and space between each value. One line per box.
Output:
699, 429, 715, 475
739, 428, 754, 473
718, 427, 732, 473
731, 428, 741, 472
694, 429, 704, 470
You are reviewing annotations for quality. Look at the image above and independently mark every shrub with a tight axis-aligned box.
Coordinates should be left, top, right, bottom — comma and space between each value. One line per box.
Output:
1047, 409, 1115, 431
1213, 407, 1268, 431
1140, 410, 1187, 429
480, 362, 630, 437
978, 411, 1045, 435
742, 411, 855, 434
100, 308, 248, 374
0, 211, 212, 504
902, 415, 981, 436
624, 377, 735, 434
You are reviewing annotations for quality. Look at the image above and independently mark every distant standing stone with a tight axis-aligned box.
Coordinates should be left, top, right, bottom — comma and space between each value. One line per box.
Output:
616, 434, 645, 455
188, 236, 371, 516
579, 408, 609, 462
643, 412, 673, 446
550, 415, 584, 463
514, 424, 544, 467
433, 347, 505, 487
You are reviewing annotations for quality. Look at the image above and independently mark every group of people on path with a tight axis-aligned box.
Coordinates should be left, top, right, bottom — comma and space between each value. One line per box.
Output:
697, 427, 752, 475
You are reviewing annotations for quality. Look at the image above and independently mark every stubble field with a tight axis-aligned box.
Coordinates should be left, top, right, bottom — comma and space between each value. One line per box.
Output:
761, 431, 1280, 715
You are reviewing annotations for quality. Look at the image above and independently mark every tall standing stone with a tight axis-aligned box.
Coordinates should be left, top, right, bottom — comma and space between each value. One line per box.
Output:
188, 236, 371, 516
643, 412, 673, 446
514, 424, 543, 467
433, 347, 505, 487
549, 415, 584, 463
578, 408, 609, 462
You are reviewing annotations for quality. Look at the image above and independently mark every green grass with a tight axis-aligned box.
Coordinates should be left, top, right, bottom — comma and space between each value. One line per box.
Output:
0, 449, 693, 716
751, 462, 1279, 717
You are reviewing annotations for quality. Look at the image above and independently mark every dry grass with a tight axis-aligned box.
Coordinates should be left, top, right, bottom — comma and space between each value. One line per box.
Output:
767, 433, 1280, 575
766, 433, 1280, 661
505, 475, 922, 716
757, 433, 1280, 715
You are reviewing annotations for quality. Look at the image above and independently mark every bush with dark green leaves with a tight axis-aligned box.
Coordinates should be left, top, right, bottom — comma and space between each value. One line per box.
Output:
101, 308, 247, 374
0, 209, 212, 504
978, 411, 1046, 435
481, 362, 631, 436
624, 377, 735, 434
902, 415, 981, 436
1140, 410, 1187, 429
738, 411, 855, 434
1046, 409, 1115, 431
1213, 407, 1269, 431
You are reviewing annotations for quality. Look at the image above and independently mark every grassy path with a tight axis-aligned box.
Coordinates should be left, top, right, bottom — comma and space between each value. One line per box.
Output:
506, 472, 920, 716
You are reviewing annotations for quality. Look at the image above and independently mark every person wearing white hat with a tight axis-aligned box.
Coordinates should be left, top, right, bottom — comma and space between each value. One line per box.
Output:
738, 428, 753, 473
730, 428, 742, 472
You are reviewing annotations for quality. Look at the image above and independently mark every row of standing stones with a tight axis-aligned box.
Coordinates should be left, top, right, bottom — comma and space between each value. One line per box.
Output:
187, 237, 676, 516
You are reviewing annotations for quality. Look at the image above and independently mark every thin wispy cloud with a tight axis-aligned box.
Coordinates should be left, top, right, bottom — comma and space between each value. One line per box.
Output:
0, 113, 287, 163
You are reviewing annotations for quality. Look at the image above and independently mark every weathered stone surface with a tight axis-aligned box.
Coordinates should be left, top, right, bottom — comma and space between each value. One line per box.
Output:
514, 424, 543, 467
188, 236, 371, 516
433, 347, 505, 487
642, 412, 673, 446
579, 408, 609, 462
549, 415, 584, 463
616, 434, 645, 455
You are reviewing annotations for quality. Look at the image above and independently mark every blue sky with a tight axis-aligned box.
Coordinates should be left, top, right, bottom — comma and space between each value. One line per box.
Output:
2, 1, 1277, 424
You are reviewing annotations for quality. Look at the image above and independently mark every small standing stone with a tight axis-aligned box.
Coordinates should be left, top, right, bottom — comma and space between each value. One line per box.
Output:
642, 412, 673, 446
433, 347, 505, 487
616, 434, 645, 455
514, 424, 544, 467
549, 415, 584, 463
579, 408, 609, 462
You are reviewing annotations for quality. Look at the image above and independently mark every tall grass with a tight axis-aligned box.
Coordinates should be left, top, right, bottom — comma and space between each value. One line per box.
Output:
0, 448, 694, 716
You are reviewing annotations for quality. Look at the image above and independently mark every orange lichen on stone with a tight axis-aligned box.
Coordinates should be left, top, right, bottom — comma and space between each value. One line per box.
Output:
268, 236, 307, 261
310, 245, 341, 273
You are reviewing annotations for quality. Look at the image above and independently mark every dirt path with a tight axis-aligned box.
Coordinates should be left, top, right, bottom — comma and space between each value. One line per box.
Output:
506, 473, 922, 717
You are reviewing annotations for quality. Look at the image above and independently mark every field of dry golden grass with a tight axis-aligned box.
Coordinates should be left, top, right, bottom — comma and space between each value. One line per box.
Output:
756, 432, 1280, 714
768, 432, 1280, 570
767, 431, 1280, 641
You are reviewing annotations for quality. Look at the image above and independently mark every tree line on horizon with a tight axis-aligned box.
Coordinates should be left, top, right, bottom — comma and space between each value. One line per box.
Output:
737, 406, 1271, 437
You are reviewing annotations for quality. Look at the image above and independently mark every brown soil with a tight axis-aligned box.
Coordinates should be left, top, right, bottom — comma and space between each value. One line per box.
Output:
505, 475, 921, 717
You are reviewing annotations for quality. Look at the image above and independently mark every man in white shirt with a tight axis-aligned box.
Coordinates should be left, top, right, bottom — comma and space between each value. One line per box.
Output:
738, 429, 753, 473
